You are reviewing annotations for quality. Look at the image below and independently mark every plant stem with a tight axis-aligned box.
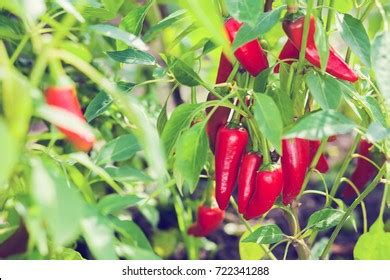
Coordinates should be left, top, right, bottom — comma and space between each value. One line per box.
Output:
325, 0, 336, 32
319, 164, 386, 259
297, 0, 315, 70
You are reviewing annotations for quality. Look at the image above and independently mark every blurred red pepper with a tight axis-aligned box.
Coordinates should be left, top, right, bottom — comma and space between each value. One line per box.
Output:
281, 138, 310, 205
244, 165, 283, 220
309, 140, 329, 173
237, 152, 263, 213
342, 140, 382, 199
206, 54, 233, 152
187, 205, 224, 237
45, 86, 95, 151
225, 17, 269, 77
215, 124, 249, 210
281, 15, 358, 82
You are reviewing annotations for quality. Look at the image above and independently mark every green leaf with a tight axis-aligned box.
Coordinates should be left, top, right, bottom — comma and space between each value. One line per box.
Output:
225, 0, 263, 26
120, 0, 153, 36
338, 14, 371, 67
314, 18, 329, 71
239, 226, 268, 260
95, 134, 140, 165
97, 194, 143, 215
305, 71, 342, 110
106, 48, 156, 65
105, 166, 152, 183
161, 103, 201, 156
30, 157, 85, 246
253, 67, 272, 93
179, 0, 231, 60
143, 9, 187, 42
157, 102, 168, 135
152, 229, 179, 258
285, 110, 356, 140
166, 56, 203, 87
253, 93, 283, 153
372, 32, 390, 106
62, 41, 92, 63
102, 0, 124, 14
0, 120, 17, 185
232, 6, 284, 51
174, 122, 208, 193
354, 218, 390, 260
307, 208, 345, 231
242, 224, 284, 244
90, 24, 147, 50
366, 122, 390, 143
310, 238, 329, 260
267, 87, 294, 126
330, 0, 353, 13
81, 208, 117, 260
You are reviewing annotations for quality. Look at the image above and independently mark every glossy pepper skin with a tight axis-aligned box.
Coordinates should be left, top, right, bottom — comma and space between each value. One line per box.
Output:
309, 140, 329, 173
281, 138, 310, 205
237, 152, 263, 213
187, 205, 224, 237
225, 18, 269, 77
206, 54, 233, 152
215, 124, 249, 210
274, 39, 299, 73
282, 15, 358, 82
342, 140, 382, 199
45, 86, 95, 151
244, 166, 283, 220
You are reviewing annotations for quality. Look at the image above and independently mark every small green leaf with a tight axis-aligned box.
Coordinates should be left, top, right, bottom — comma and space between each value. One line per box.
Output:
85, 91, 112, 122
253, 93, 283, 153
105, 166, 151, 183
166, 56, 204, 87
253, 67, 272, 93
314, 18, 329, 71
152, 229, 179, 258
310, 238, 329, 260
225, 0, 263, 26
157, 102, 168, 135
242, 224, 284, 244
232, 6, 284, 51
120, 0, 153, 36
366, 122, 390, 143
95, 134, 140, 165
239, 226, 268, 260
97, 194, 143, 215
161, 103, 201, 156
307, 208, 345, 231
106, 48, 156, 65
338, 14, 371, 67
284, 110, 356, 140
305, 71, 342, 110
174, 122, 208, 193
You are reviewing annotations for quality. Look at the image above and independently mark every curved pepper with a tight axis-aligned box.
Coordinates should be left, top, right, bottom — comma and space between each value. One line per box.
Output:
309, 140, 329, 173
45, 86, 95, 151
282, 15, 358, 82
244, 165, 283, 220
215, 124, 249, 210
274, 39, 299, 73
187, 205, 224, 237
206, 54, 233, 152
281, 138, 310, 205
342, 140, 383, 199
225, 17, 269, 77
237, 152, 263, 213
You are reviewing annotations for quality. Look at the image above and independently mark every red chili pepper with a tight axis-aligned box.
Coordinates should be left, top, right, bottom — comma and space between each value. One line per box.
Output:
244, 165, 283, 220
342, 140, 381, 199
282, 15, 358, 82
45, 86, 95, 151
206, 54, 233, 152
187, 205, 224, 237
224, 18, 269, 77
281, 138, 310, 205
215, 124, 249, 210
237, 152, 263, 213
274, 39, 299, 73
309, 140, 329, 173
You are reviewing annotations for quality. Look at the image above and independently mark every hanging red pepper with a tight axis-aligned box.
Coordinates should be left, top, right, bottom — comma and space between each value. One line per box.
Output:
274, 39, 299, 73
281, 138, 310, 205
45, 86, 95, 151
309, 140, 329, 173
237, 152, 263, 213
187, 205, 225, 237
224, 17, 269, 77
206, 54, 233, 152
281, 15, 358, 82
342, 140, 383, 199
244, 165, 283, 220
215, 124, 249, 210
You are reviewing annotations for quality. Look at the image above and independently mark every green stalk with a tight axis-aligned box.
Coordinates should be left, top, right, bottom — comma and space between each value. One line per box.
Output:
297, 0, 315, 70
325, 0, 336, 32
320, 164, 386, 259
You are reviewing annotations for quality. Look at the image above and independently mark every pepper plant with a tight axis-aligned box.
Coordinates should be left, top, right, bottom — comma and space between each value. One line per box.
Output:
0, 0, 389, 260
